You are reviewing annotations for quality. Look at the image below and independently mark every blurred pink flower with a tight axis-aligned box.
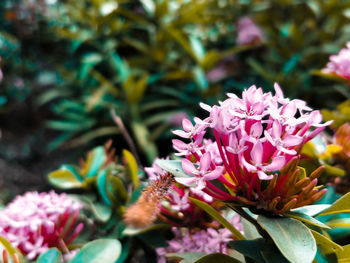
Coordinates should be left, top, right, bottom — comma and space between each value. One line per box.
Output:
237, 16, 265, 46
156, 213, 242, 262
322, 42, 350, 81
0, 191, 83, 260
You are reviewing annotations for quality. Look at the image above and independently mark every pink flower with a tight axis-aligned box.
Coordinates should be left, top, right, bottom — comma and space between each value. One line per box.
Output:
0, 191, 83, 260
177, 153, 224, 190
322, 42, 350, 80
171, 83, 331, 211
237, 16, 265, 46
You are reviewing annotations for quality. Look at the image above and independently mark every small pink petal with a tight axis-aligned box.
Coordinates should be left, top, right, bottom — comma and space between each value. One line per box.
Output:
204, 167, 224, 180
264, 156, 285, 172
272, 120, 282, 138
172, 139, 188, 150
182, 159, 198, 176
283, 135, 303, 147
250, 141, 263, 165
182, 119, 193, 132
172, 129, 190, 138
241, 157, 257, 172
200, 152, 212, 171
257, 170, 274, 180
200, 102, 212, 112
250, 122, 263, 138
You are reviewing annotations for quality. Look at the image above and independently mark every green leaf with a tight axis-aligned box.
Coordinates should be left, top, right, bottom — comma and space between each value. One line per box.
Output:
156, 159, 189, 178
188, 197, 245, 240
228, 239, 266, 263
257, 216, 316, 263
241, 218, 262, 240
48, 170, 83, 189
189, 36, 205, 61
166, 252, 206, 263
284, 211, 330, 229
36, 248, 62, 263
291, 205, 331, 217
311, 230, 343, 256
106, 176, 128, 205
91, 202, 112, 223
85, 147, 107, 178
123, 150, 139, 188
193, 253, 242, 263
140, 0, 155, 15
318, 192, 350, 216
96, 170, 112, 206
167, 252, 242, 263
229, 238, 289, 263
337, 244, 350, 263
122, 224, 170, 237
194, 67, 208, 91
70, 239, 121, 263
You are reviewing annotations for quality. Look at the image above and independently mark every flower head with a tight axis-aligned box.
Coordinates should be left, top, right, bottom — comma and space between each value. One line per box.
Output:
0, 191, 83, 260
237, 16, 265, 46
171, 83, 331, 213
156, 212, 242, 263
322, 42, 350, 81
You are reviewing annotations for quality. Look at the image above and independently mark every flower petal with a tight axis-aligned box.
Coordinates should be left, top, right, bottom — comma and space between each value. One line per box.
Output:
182, 119, 193, 132
283, 135, 303, 147
250, 141, 263, 165
182, 159, 198, 176
264, 156, 285, 172
204, 166, 224, 180
200, 152, 212, 171
257, 170, 274, 180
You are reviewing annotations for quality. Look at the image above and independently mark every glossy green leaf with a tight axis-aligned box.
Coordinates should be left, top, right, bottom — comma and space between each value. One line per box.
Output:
189, 36, 205, 61
96, 170, 112, 206
167, 252, 242, 263
107, 175, 128, 205
122, 224, 170, 237
166, 252, 206, 263
257, 216, 316, 263
194, 67, 208, 90
123, 149, 139, 188
156, 159, 189, 178
284, 211, 330, 229
337, 244, 350, 263
311, 230, 342, 256
189, 197, 245, 240
36, 248, 62, 263
229, 238, 289, 263
241, 218, 261, 240
70, 239, 121, 263
48, 170, 83, 189
318, 192, 350, 216
85, 147, 106, 178
291, 205, 331, 217
91, 202, 112, 222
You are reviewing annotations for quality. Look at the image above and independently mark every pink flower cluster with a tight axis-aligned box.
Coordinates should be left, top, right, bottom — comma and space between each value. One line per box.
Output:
237, 16, 264, 46
156, 224, 236, 263
172, 84, 331, 202
0, 191, 83, 260
322, 42, 350, 81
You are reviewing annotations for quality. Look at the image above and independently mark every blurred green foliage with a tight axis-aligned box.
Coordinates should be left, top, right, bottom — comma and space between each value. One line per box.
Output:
1, 0, 350, 162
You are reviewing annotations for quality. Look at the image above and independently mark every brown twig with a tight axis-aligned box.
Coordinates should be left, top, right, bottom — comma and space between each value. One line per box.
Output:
110, 109, 142, 168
